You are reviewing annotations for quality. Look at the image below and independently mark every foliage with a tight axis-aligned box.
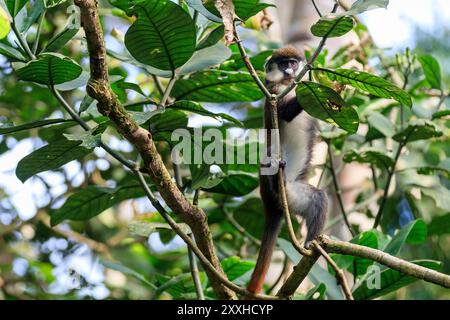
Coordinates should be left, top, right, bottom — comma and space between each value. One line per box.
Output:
0, 0, 449, 301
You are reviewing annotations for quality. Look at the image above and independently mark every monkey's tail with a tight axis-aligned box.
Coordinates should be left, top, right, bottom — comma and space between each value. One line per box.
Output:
247, 208, 283, 295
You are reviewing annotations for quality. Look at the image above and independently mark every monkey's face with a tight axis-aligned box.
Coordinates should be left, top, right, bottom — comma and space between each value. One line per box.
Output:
265, 58, 302, 83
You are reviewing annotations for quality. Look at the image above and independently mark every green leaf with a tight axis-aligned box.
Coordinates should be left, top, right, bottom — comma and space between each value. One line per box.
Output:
0, 118, 71, 135
0, 5, 10, 39
63, 124, 107, 149
343, 148, 394, 170
6, 0, 27, 16
124, 0, 196, 71
432, 109, 450, 120
421, 187, 450, 211
128, 220, 191, 237
296, 81, 359, 133
51, 185, 146, 226
428, 213, 450, 236
309, 263, 345, 300
367, 112, 395, 138
383, 219, 427, 256
203, 173, 258, 196
45, 0, 69, 8
16, 138, 92, 182
350, 231, 379, 276
203, 0, 274, 21
172, 70, 265, 102
311, 16, 355, 38
305, 283, 326, 300
54, 70, 89, 91
418, 55, 442, 90
43, 22, 79, 53
392, 119, 442, 143
185, 0, 221, 22
348, 0, 389, 15
18, 0, 44, 33
177, 42, 232, 75
167, 100, 242, 126
317, 68, 412, 107
15, 52, 82, 85
149, 109, 188, 133
197, 25, 224, 50
353, 260, 442, 300
221, 256, 255, 281
0, 42, 26, 61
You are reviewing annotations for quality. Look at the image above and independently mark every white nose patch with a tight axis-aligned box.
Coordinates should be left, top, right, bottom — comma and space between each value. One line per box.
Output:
285, 68, 294, 75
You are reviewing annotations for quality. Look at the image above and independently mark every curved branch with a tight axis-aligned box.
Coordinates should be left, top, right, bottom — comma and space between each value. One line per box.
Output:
320, 235, 450, 289
73, 0, 234, 300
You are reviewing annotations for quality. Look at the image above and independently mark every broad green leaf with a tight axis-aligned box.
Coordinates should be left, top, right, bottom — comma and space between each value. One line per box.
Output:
348, 0, 389, 14
177, 42, 232, 75
317, 68, 412, 107
383, 219, 427, 255
149, 109, 188, 133
431, 110, 450, 120
367, 112, 394, 138
124, 0, 196, 71
203, 0, 274, 21
418, 55, 442, 90
43, 22, 79, 53
296, 81, 359, 133
128, 220, 192, 237
223, 49, 273, 72
15, 53, 82, 85
51, 185, 146, 225
63, 124, 107, 149
172, 70, 264, 102
0, 118, 71, 135
203, 173, 258, 196
0, 5, 10, 39
0, 42, 26, 61
6, 0, 27, 16
353, 260, 442, 300
311, 16, 355, 38
185, 0, 221, 22
197, 25, 224, 50
155, 273, 199, 299
221, 256, 255, 281
421, 187, 450, 211
343, 148, 394, 170
428, 213, 450, 236
351, 231, 379, 276
168, 100, 242, 126
16, 138, 92, 182
129, 109, 164, 125
102, 261, 156, 288
54, 70, 89, 91
392, 119, 442, 143
18, 0, 44, 33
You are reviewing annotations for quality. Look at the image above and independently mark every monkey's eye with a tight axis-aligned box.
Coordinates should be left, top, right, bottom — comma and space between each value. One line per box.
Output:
289, 60, 299, 70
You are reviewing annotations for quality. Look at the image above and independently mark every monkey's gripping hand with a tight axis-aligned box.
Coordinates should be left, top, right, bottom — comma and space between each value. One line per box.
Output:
285, 181, 328, 248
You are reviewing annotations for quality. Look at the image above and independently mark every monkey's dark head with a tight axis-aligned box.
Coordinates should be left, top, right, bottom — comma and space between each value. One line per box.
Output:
265, 47, 304, 84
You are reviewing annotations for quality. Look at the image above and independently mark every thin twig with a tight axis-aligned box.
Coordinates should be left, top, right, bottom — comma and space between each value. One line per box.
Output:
372, 139, 407, 228
233, 28, 272, 99
327, 142, 355, 236
135, 170, 278, 300
312, 241, 354, 300
158, 75, 177, 109
188, 233, 205, 300
311, 0, 323, 17
224, 210, 261, 246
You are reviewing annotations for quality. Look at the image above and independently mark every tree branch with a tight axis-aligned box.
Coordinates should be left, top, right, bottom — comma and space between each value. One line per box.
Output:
320, 235, 450, 289
312, 240, 354, 300
73, 0, 235, 300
